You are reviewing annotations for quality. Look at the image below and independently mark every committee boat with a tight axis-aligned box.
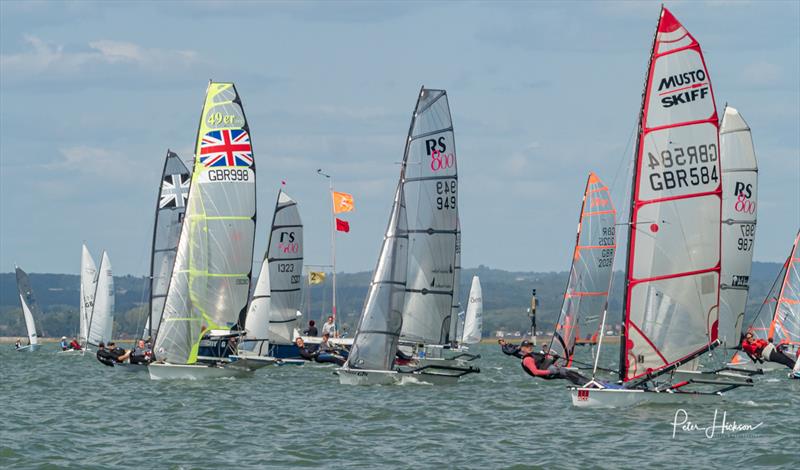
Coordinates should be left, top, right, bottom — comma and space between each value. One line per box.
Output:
150, 81, 257, 380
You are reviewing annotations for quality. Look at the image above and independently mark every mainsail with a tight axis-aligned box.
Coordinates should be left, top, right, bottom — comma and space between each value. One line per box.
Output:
744, 231, 800, 355
87, 252, 114, 346
620, 7, 722, 383
15, 267, 41, 347
79, 244, 98, 344
144, 150, 191, 339
266, 189, 303, 344
399, 87, 459, 345
155, 82, 256, 365
347, 183, 408, 370
461, 276, 483, 345
549, 173, 616, 366
718, 106, 758, 348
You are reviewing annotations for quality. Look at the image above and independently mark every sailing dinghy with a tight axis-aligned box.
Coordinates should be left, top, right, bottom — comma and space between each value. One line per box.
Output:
394, 87, 478, 375
338, 184, 471, 385
150, 81, 257, 380
15, 266, 42, 352
547, 172, 616, 370
58, 244, 99, 355
570, 7, 752, 407
235, 188, 304, 368
732, 231, 800, 372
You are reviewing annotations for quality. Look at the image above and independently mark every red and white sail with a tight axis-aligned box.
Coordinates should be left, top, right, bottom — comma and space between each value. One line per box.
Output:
622, 7, 721, 382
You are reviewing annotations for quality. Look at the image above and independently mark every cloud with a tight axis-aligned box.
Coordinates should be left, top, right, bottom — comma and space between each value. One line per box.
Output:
44, 145, 150, 185
0, 35, 200, 81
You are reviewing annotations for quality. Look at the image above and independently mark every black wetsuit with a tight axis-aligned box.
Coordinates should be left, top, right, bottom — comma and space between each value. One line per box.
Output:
520, 353, 588, 385
297, 345, 318, 361
96, 349, 118, 367
129, 347, 152, 365
304, 326, 318, 336
502, 343, 554, 368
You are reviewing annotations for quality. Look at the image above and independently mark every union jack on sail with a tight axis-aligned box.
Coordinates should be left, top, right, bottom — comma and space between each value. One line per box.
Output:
199, 129, 253, 168
159, 173, 190, 208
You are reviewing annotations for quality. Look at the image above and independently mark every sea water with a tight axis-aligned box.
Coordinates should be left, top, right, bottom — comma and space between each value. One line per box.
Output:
1, 344, 797, 469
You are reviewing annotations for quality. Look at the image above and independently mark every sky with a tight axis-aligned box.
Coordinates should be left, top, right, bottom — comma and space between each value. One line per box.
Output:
1, 0, 798, 276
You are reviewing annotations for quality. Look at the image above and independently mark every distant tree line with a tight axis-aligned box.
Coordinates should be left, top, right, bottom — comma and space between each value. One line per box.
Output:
0, 262, 783, 339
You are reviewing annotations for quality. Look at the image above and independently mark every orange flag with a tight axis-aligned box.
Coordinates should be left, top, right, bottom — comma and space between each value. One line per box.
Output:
332, 191, 354, 214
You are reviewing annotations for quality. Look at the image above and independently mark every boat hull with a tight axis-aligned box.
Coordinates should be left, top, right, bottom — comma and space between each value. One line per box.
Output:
113, 362, 149, 373
227, 354, 277, 370
337, 367, 461, 386
570, 387, 725, 408
15, 344, 39, 352
148, 363, 254, 380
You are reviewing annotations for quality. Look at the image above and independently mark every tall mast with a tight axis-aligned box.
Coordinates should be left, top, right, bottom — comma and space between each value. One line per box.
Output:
618, 7, 662, 383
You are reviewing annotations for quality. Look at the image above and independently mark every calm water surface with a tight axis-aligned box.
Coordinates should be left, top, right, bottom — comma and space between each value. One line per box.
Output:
1, 344, 797, 469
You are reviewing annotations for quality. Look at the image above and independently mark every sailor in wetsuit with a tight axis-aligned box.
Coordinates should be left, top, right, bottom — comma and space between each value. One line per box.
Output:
96, 342, 119, 367
294, 337, 319, 361
499, 338, 554, 368
741, 332, 796, 369
316, 333, 347, 366
129, 339, 153, 365
503, 339, 589, 386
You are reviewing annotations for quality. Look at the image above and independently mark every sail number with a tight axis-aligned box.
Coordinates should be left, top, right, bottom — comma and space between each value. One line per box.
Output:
277, 263, 295, 273
646, 144, 718, 191
436, 180, 457, 210
207, 112, 236, 126
737, 224, 755, 252
207, 168, 249, 182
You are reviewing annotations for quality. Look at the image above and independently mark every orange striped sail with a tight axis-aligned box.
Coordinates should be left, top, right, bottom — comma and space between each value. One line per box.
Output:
549, 172, 617, 366
737, 231, 800, 364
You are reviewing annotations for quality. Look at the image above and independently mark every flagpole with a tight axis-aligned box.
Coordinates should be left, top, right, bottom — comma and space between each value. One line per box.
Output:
317, 169, 337, 333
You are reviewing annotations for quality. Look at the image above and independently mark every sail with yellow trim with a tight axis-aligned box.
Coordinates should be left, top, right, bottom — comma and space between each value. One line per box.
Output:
154, 82, 256, 365
548, 172, 616, 366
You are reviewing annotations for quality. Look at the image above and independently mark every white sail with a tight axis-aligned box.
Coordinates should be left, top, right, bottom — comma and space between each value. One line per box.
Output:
347, 183, 408, 370
87, 252, 114, 346
144, 150, 191, 339
718, 106, 758, 348
79, 244, 98, 344
265, 189, 303, 344
15, 267, 41, 347
461, 276, 483, 345
155, 82, 256, 365
244, 256, 271, 349
400, 87, 459, 345
621, 8, 722, 383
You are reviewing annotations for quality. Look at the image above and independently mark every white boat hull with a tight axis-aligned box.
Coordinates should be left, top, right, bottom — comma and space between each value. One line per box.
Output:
337, 367, 461, 386
57, 349, 87, 356
148, 363, 254, 380
15, 344, 39, 352
570, 387, 725, 408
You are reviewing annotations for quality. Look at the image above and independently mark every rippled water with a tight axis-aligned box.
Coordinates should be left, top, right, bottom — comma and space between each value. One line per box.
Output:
1, 343, 797, 469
